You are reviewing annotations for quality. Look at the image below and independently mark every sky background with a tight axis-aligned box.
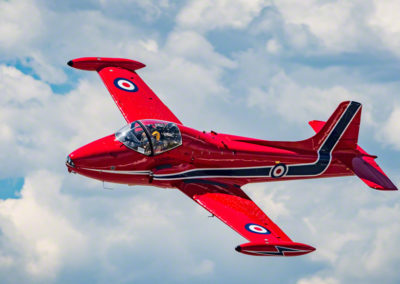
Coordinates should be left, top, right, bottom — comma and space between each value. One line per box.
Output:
0, 0, 400, 283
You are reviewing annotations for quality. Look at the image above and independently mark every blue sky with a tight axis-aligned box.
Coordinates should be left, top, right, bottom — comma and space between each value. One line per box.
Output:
0, 0, 399, 283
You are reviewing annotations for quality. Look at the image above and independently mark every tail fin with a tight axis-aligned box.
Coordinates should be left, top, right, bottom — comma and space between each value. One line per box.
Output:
233, 101, 396, 190
309, 101, 361, 152
309, 116, 398, 191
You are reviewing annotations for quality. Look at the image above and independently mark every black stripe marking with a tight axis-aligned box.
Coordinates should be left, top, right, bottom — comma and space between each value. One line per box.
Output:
158, 167, 272, 180
244, 246, 307, 256
153, 102, 361, 180
287, 101, 360, 176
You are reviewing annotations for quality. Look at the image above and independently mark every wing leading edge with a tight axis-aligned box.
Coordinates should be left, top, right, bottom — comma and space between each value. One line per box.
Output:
177, 180, 315, 256
68, 57, 181, 124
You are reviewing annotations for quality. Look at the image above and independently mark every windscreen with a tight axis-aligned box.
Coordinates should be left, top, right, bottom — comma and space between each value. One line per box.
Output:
115, 120, 182, 156
115, 121, 152, 155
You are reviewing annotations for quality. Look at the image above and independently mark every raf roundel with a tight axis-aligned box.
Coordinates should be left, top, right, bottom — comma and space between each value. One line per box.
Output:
114, 78, 138, 92
245, 223, 271, 234
271, 163, 288, 178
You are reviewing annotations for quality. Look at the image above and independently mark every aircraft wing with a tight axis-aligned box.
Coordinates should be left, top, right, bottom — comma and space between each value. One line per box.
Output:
68, 57, 182, 124
177, 180, 315, 256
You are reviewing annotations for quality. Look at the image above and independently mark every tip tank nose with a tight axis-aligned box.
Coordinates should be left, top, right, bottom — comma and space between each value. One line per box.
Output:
235, 241, 315, 256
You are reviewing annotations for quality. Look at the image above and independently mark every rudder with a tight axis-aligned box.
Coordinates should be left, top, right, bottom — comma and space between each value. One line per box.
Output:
309, 111, 398, 191
309, 101, 361, 152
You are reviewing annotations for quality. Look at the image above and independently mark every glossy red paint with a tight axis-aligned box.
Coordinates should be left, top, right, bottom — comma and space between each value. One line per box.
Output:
236, 242, 316, 257
66, 57, 398, 257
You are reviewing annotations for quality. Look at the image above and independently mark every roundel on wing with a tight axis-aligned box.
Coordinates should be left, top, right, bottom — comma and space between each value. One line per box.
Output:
114, 78, 138, 92
271, 163, 288, 178
245, 223, 271, 234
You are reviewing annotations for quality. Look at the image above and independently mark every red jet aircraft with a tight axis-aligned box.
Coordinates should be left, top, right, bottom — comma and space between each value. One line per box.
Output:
66, 57, 397, 257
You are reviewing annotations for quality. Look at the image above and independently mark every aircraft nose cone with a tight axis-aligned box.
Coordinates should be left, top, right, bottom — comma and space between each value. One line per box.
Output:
67, 134, 126, 170
66, 155, 75, 168
69, 141, 106, 168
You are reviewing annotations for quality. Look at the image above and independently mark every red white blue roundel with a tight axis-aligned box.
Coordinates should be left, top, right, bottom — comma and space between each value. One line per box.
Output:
245, 223, 271, 234
114, 78, 138, 92
271, 163, 287, 178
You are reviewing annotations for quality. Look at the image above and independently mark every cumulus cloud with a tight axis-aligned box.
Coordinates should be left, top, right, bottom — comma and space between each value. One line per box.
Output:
297, 276, 339, 284
274, 0, 371, 52
243, 178, 400, 284
0, 65, 123, 177
0, 0, 399, 283
368, 1, 400, 57
0, 17, 235, 281
245, 183, 290, 220
0, 170, 219, 283
244, 0, 400, 58
265, 38, 281, 54
176, 0, 270, 31
380, 105, 400, 150
0, 0, 44, 51
0, 0, 162, 83
0, 171, 86, 281
245, 71, 364, 123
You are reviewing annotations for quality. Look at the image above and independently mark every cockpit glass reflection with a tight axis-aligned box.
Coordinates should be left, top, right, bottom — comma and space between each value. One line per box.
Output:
115, 120, 182, 156
115, 121, 152, 155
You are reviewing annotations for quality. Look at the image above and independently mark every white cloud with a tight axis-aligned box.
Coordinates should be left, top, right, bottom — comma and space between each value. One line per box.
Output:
139, 39, 159, 53
0, 170, 87, 280
380, 105, 400, 150
0, 0, 43, 51
164, 30, 234, 68
0, 1, 160, 83
24, 52, 68, 84
287, 179, 400, 284
0, 1, 399, 283
0, 24, 233, 281
0, 64, 124, 177
245, 183, 290, 220
368, 0, 400, 56
246, 71, 361, 123
176, 0, 270, 31
297, 276, 339, 284
271, 0, 374, 53
133, 30, 236, 127
261, 0, 400, 57
266, 39, 281, 54
189, 259, 214, 276
0, 170, 219, 282
98, 0, 172, 21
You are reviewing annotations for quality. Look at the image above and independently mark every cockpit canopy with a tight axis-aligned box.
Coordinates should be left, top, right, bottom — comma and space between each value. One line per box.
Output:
115, 119, 182, 156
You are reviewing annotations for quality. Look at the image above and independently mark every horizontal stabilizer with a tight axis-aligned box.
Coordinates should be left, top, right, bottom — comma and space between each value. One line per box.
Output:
309, 120, 398, 191
352, 156, 397, 191
235, 242, 315, 257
